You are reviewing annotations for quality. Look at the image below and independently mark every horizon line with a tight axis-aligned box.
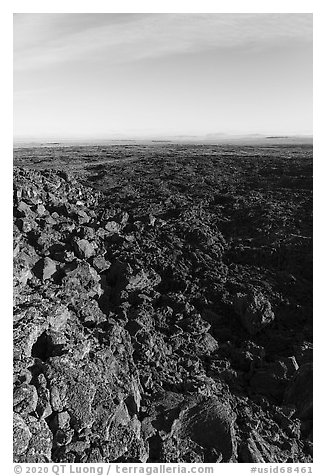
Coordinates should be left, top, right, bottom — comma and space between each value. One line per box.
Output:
13, 132, 313, 141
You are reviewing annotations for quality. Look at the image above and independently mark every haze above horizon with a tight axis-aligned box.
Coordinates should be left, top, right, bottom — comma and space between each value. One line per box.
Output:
14, 13, 312, 139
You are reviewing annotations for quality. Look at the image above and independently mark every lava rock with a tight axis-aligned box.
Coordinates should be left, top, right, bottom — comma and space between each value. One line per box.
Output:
73, 239, 96, 259
33, 257, 57, 281
126, 268, 162, 292
179, 314, 211, 335
23, 416, 53, 462
16, 201, 34, 218
13, 383, 38, 415
167, 397, 237, 462
35, 374, 52, 419
105, 221, 121, 235
233, 291, 275, 335
284, 363, 313, 421
48, 306, 70, 332
36, 204, 47, 216
193, 333, 219, 356
92, 255, 111, 273
13, 160, 312, 463
13, 413, 31, 456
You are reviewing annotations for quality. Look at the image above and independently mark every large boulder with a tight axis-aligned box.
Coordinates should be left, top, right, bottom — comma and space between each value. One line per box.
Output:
164, 397, 237, 462
233, 291, 275, 335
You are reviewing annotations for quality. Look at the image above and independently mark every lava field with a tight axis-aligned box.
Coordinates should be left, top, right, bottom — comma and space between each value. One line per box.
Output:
13, 143, 313, 463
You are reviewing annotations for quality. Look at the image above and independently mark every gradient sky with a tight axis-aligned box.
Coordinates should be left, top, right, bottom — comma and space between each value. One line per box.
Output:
13, 13, 312, 139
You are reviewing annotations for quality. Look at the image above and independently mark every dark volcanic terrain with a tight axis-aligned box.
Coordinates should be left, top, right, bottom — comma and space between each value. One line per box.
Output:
13, 143, 313, 463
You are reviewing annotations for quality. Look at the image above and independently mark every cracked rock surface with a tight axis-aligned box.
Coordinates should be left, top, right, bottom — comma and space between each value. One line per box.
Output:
13, 143, 312, 463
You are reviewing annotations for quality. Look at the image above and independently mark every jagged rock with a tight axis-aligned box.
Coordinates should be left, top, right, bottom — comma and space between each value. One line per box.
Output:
294, 342, 313, 366
92, 255, 111, 273
13, 413, 31, 456
55, 411, 71, 430
238, 430, 286, 463
73, 238, 96, 259
165, 397, 237, 462
13, 413, 53, 463
16, 201, 34, 218
16, 217, 37, 233
274, 407, 301, 438
54, 428, 74, 447
44, 215, 58, 225
126, 268, 161, 292
74, 299, 107, 327
23, 416, 53, 462
48, 306, 70, 332
45, 356, 97, 427
80, 225, 96, 240
13, 251, 34, 287
239, 435, 268, 463
62, 262, 102, 298
194, 333, 219, 356
13, 383, 38, 415
74, 208, 90, 224
233, 291, 275, 335
33, 257, 57, 280
250, 358, 298, 399
36, 204, 46, 216
35, 374, 52, 419
179, 314, 211, 335
284, 363, 313, 421
105, 220, 121, 235
14, 308, 49, 362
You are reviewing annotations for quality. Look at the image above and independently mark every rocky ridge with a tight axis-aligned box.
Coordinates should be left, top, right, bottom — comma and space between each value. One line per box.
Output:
13, 164, 312, 463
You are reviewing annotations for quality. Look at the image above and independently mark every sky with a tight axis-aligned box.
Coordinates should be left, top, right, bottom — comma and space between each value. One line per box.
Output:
13, 13, 313, 139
